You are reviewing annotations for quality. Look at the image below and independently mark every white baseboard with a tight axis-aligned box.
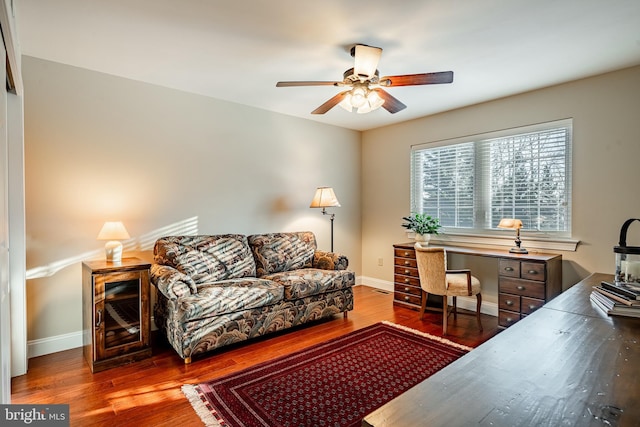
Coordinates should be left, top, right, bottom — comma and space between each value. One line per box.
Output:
27, 317, 159, 359
355, 275, 394, 292
27, 331, 83, 359
358, 275, 498, 317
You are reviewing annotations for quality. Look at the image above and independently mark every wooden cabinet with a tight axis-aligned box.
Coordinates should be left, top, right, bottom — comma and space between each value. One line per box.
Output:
498, 256, 562, 328
82, 258, 151, 372
393, 243, 562, 328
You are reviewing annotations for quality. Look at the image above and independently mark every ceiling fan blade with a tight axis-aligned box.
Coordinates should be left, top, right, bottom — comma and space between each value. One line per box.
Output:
372, 88, 407, 114
311, 91, 349, 114
276, 81, 342, 87
353, 44, 382, 79
379, 71, 454, 87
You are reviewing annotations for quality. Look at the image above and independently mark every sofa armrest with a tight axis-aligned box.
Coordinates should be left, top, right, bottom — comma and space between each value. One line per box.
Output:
150, 264, 196, 300
313, 251, 349, 270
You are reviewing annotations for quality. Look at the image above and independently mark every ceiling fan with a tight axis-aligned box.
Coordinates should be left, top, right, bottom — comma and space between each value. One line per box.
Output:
276, 44, 454, 115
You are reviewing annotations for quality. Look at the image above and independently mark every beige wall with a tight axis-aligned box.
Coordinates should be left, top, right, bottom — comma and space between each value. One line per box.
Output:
23, 55, 640, 355
361, 65, 640, 307
23, 56, 361, 353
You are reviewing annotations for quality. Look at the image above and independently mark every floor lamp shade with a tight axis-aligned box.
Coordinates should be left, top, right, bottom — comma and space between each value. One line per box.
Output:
97, 221, 130, 262
310, 187, 341, 252
309, 187, 341, 209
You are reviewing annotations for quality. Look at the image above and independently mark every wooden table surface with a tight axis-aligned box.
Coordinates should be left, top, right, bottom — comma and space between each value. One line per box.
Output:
362, 273, 640, 427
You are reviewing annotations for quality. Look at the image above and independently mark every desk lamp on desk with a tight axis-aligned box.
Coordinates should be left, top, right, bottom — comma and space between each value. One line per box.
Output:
498, 218, 528, 254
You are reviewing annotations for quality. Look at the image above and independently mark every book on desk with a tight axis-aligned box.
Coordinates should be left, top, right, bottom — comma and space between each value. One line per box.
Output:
590, 281, 640, 318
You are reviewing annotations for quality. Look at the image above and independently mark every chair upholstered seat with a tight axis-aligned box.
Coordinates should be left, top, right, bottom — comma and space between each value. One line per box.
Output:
445, 273, 481, 296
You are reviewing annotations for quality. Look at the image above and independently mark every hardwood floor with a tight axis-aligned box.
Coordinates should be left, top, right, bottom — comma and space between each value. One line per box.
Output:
11, 285, 500, 426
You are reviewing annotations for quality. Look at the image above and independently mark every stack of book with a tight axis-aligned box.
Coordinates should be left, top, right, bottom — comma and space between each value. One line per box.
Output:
590, 281, 640, 318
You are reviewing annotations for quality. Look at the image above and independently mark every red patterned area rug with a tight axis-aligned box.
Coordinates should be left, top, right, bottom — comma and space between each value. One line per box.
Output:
182, 321, 472, 427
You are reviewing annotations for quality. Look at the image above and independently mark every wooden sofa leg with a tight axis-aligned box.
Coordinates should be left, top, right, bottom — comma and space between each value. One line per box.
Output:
343, 311, 348, 319
184, 357, 192, 365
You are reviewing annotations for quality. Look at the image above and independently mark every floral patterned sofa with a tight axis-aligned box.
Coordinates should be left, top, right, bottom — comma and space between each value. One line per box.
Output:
151, 231, 355, 363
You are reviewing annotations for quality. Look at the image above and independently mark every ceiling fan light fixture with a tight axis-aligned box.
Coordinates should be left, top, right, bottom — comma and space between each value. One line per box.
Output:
367, 90, 385, 110
338, 93, 353, 112
350, 87, 367, 108
339, 87, 385, 114
357, 92, 385, 114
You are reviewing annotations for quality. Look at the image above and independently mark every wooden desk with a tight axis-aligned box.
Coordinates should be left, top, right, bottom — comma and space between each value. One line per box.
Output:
363, 273, 640, 427
393, 243, 562, 327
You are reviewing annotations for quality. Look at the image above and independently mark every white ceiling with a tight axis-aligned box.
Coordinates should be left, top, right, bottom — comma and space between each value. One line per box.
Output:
15, 0, 640, 131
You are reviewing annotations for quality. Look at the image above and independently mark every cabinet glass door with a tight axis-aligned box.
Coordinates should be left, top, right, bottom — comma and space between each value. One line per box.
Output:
95, 271, 144, 358
103, 278, 141, 348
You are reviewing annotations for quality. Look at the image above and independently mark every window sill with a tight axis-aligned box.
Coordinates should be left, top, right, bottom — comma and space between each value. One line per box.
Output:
417, 232, 579, 252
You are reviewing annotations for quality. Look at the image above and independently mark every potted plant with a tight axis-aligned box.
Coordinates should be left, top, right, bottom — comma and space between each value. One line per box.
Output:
401, 213, 441, 244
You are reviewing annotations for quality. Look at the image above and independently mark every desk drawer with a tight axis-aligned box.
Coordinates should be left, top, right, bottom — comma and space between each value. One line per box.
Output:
499, 259, 521, 278
499, 293, 521, 312
394, 282, 421, 297
500, 278, 545, 299
521, 262, 546, 281
394, 257, 417, 268
394, 291, 421, 306
394, 248, 416, 259
395, 274, 420, 287
498, 309, 521, 327
394, 265, 418, 277
521, 296, 544, 314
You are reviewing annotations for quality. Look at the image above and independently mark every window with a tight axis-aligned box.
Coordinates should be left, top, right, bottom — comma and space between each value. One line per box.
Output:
411, 119, 572, 237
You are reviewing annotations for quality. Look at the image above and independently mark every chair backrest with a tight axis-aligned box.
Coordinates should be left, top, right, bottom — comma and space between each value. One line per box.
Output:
414, 244, 447, 295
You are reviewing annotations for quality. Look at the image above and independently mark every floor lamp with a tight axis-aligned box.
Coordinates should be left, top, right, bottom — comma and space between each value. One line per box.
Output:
310, 187, 341, 252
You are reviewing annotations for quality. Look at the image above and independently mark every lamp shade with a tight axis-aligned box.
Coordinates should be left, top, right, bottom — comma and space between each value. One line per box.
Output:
309, 187, 341, 208
97, 221, 130, 240
497, 218, 523, 230
97, 221, 130, 263
498, 218, 527, 254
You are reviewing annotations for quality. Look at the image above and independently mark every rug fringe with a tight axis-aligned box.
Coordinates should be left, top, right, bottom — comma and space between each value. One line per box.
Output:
181, 385, 223, 427
381, 320, 474, 351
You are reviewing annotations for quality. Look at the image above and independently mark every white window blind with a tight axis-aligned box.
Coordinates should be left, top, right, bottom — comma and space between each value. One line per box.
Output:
411, 119, 572, 236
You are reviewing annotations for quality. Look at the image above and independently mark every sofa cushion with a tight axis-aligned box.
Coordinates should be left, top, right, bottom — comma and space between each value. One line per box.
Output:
262, 268, 355, 300
154, 235, 256, 285
177, 278, 284, 322
248, 232, 316, 277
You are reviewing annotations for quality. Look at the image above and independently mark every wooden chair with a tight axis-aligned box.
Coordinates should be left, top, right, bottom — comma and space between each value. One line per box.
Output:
414, 243, 483, 335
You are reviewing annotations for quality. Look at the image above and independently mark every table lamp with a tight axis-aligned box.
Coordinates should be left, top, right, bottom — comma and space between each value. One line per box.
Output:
310, 187, 341, 252
97, 221, 130, 262
498, 218, 528, 254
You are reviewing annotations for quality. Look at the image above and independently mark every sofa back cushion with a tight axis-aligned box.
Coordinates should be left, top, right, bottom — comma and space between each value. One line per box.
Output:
248, 232, 316, 277
153, 235, 256, 285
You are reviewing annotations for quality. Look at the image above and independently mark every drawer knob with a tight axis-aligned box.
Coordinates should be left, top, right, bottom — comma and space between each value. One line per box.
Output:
404, 287, 410, 292
527, 270, 537, 275
517, 285, 525, 291
404, 269, 410, 275
404, 260, 410, 266
403, 251, 410, 256
404, 296, 410, 301
528, 304, 537, 310
506, 300, 513, 306
404, 278, 410, 283
504, 267, 514, 272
